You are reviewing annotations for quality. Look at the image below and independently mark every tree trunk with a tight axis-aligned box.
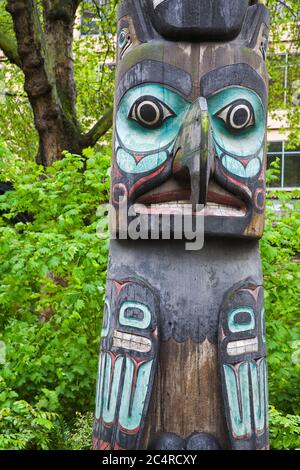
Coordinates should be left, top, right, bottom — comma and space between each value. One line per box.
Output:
5, 0, 113, 166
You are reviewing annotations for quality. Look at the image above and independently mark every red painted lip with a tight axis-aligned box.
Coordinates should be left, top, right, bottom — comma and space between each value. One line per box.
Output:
136, 178, 246, 210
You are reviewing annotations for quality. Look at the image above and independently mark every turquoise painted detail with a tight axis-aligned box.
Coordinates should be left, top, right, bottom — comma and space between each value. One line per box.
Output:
250, 359, 267, 434
228, 307, 255, 333
118, 30, 127, 49
261, 308, 266, 343
95, 352, 105, 420
119, 357, 153, 431
101, 354, 124, 425
116, 146, 169, 174
116, 84, 190, 174
119, 301, 151, 329
208, 87, 265, 178
101, 300, 110, 338
224, 362, 252, 438
221, 153, 263, 179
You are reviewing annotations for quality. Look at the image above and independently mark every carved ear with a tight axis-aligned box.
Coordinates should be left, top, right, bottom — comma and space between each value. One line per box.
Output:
238, 3, 270, 52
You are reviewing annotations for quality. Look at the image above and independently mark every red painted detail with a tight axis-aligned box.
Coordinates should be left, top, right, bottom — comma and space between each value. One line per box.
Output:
112, 183, 128, 206
133, 153, 144, 163
129, 164, 166, 197
153, 327, 158, 338
99, 440, 112, 450
218, 165, 253, 195
114, 280, 131, 293
137, 189, 191, 204
253, 187, 265, 211
114, 442, 125, 450
92, 436, 100, 450
112, 164, 122, 179
240, 285, 261, 302
239, 157, 252, 168
118, 422, 141, 435
114, 280, 123, 293
136, 177, 245, 209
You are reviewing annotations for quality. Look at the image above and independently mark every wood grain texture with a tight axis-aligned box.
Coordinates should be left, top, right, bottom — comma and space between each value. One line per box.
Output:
142, 338, 229, 449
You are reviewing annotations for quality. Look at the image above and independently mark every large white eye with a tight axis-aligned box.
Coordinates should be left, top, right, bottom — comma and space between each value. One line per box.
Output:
215, 99, 255, 131
128, 95, 175, 129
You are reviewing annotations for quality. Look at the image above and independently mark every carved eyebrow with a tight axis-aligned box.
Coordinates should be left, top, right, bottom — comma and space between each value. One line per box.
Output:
116, 60, 193, 106
200, 64, 267, 109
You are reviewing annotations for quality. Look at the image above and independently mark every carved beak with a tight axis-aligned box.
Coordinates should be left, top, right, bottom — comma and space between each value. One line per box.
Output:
172, 97, 214, 209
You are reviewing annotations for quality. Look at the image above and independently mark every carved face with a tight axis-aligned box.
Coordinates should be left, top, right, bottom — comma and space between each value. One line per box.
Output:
111, 0, 269, 239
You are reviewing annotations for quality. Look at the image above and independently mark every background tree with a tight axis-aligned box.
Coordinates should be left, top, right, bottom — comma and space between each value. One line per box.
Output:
0, 0, 117, 166
266, 0, 300, 147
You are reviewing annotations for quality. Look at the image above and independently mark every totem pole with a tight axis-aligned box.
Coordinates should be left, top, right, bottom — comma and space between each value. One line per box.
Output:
93, 0, 270, 450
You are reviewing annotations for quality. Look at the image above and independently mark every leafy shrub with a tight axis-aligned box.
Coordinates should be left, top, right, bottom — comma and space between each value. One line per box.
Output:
0, 377, 56, 450
0, 145, 110, 448
269, 405, 300, 450
64, 412, 93, 450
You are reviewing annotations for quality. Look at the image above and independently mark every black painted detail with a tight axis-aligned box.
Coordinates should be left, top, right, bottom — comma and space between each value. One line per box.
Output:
116, 60, 193, 105
215, 99, 255, 132
149, 432, 221, 450
147, 0, 250, 41
93, 278, 159, 450
149, 433, 185, 451
201, 64, 267, 109
129, 95, 175, 129
218, 280, 269, 449
186, 432, 221, 450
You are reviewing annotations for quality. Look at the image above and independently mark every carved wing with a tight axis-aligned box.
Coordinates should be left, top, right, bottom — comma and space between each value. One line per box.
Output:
93, 279, 159, 450
219, 281, 268, 450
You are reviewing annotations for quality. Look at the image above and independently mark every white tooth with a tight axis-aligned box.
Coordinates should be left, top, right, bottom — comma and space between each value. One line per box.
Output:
133, 201, 246, 217
227, 337, 258, 356
113, 331, 151, 353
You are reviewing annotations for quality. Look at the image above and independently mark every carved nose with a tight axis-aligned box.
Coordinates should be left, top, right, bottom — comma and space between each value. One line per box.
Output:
172, 97, 214, 208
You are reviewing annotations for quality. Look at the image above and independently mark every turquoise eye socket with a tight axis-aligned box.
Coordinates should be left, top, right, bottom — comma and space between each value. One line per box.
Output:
128, 95, 176, 129
215, 99, 255, 132
207, 87, 265, 178
118, 29, 127, 49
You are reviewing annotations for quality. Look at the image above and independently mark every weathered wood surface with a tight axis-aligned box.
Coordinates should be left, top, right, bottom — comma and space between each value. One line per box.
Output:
143, 338, 228, 449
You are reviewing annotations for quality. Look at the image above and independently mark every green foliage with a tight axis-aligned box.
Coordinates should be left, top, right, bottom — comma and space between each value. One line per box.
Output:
0, 64, 38, 161
269, 406, 300, 450
64, 412, 93, 450
260, 179, 300, 447
0, 377, 57, 450
75, 1, 117, 132
0, 144, 110, 449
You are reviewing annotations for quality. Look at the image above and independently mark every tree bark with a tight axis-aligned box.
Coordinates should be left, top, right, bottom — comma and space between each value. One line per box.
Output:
42, 0, 80, 126
4, 0, 113, 166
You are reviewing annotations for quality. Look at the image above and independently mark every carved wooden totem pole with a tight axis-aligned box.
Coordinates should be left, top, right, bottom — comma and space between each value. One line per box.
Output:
93, 0, 270, 450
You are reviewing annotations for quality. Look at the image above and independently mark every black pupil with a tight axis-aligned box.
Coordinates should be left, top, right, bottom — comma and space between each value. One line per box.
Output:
139, 103, 159, 123
232, 107, 249, 127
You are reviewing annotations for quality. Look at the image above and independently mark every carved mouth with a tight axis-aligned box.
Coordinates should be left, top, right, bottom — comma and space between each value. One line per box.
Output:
113, 330, 151, 353
227, 337, 258, 356
135, 179, 247, 217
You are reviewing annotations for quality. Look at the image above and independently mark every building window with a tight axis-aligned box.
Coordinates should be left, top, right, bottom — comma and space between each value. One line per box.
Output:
267, 141, 300, 188
269, 53, 300, 108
